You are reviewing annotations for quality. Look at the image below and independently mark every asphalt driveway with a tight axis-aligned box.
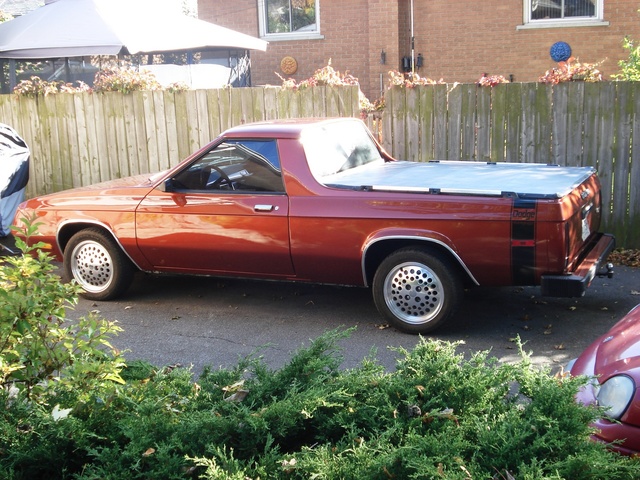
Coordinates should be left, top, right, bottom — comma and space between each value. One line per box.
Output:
63, 265, 640, 376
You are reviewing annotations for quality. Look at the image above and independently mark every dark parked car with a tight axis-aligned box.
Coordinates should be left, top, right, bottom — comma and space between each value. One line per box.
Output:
569, 304, 640, 456
0, 123, 29, 255
13, 117, 614, 334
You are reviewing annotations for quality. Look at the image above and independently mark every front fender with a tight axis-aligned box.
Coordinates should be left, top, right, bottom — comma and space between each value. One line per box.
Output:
56, 217, 150, 271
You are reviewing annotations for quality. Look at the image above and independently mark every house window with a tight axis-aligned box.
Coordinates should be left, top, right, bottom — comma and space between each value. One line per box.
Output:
258, 0, 322, 40
521, 0, 607, 28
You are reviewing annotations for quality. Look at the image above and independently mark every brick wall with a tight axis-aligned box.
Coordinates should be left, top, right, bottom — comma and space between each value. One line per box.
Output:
414, 0, 640, 83
198, 0, 640, 101
198, 0, 404, 101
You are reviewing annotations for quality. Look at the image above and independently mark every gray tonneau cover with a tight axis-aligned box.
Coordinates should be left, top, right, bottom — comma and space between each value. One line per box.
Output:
323, 160, 594, 199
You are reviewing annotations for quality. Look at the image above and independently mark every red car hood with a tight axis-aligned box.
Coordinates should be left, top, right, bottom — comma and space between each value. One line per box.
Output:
64, 173, 163, 192
593, 305, 640, 378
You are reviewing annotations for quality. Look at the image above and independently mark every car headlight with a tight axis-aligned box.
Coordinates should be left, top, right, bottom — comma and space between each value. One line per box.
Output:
597, 375, 635, 419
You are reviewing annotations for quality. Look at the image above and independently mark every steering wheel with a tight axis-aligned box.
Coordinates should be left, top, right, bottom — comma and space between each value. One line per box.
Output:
201, 165, 235, 190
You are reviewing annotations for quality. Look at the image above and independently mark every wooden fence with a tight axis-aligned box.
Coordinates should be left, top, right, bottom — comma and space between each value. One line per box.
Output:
378, 83, 640, 249
0, 85, 360, 198
1, 83, 638, 248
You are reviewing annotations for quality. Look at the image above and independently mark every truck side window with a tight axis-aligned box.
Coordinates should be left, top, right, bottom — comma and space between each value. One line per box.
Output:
172, 139, 284, 193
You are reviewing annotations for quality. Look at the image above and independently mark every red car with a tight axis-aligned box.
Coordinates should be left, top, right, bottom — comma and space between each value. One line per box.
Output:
570, 304, 640, 456
13, 117, 614, 334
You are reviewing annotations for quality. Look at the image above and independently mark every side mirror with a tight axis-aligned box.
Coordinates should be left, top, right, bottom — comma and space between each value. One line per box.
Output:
161, 178, 175, 192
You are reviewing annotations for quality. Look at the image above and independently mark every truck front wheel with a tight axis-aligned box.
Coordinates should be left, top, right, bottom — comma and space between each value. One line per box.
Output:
372, 248, 463, 334
63, 228, 134, 301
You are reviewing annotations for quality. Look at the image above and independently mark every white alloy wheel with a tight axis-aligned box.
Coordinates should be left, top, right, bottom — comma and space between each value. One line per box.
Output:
372, 248, 463, 334
63, 228, 134, 300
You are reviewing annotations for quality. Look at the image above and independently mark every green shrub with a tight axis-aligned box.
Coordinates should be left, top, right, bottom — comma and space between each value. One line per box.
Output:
613, 36, 640, 81
1, 218, 124, 400
2, 327, 639, 479
1, 227, 638, 478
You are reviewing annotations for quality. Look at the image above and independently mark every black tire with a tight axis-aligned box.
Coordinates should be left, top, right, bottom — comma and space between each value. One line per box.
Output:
63, 228, 135, 300
372, 247, 463, 334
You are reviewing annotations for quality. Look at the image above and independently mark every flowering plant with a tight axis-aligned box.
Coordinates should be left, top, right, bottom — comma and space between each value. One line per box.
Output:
276, 59, 359, 91
277, 60, 374, 115
93, 67, 162, 94
388, 70, 443, 88
13, 77, 91, 96
476, 74, 510, 87
539, 58, 603, 84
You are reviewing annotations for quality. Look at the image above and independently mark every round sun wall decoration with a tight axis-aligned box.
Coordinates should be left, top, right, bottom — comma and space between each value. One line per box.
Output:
280, 56, 298, 75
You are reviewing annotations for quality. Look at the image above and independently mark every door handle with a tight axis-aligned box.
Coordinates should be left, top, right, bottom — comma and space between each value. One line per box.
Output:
254, 204, 278, 212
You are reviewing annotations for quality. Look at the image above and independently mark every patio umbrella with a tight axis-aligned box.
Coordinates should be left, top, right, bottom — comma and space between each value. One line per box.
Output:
0, 0, 267, 59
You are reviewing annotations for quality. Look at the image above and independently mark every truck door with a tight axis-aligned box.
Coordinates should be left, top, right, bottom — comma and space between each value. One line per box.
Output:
135, 139, 294, 277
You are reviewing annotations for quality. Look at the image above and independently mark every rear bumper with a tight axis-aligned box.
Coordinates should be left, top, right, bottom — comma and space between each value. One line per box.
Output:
541, 233, 615, 298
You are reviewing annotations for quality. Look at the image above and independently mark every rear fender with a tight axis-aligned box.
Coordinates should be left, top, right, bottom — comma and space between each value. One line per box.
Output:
361, 229, 479, 287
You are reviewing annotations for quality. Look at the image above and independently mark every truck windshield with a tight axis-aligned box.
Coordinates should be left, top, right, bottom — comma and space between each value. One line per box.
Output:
301, 120, 383, 181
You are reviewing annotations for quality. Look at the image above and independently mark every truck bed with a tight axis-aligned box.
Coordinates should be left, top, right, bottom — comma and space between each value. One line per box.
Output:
324, 160, 595, 199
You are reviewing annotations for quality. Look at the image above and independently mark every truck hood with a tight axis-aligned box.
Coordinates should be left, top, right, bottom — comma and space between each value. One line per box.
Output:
61, 172, 165, 192
324, 160, 595, 199
593, 305, 640, 380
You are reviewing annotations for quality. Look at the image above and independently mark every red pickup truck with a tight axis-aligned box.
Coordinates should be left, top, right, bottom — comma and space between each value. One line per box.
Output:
13, 117, 615, 334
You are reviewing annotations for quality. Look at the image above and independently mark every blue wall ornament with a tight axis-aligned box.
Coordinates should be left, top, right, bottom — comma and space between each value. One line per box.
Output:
550, 42, 572, 62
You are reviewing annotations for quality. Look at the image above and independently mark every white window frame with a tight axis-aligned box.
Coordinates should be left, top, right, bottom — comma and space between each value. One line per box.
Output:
518, 0, 609, 29
257, 0, 323, 41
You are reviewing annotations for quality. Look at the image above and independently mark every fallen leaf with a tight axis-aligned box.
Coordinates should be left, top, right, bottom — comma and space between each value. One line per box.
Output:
142, 448, 155, 457
223, 380, 245, 392
607, 249, 640, 267
224, 390, 249, 403
554, 344, 565, 350
51, 404, 72, 421
569, 306, 577, 311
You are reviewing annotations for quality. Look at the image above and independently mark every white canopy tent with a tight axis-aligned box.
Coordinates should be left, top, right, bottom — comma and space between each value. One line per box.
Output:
0, 0, 267, 89
0, 0, 267, 58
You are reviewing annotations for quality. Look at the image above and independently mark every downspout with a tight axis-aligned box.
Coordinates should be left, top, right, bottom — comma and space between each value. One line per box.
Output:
410, 0, 415, 76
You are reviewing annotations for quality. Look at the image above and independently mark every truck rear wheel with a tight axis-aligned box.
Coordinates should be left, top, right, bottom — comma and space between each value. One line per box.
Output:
372, 248, 463, 334
63, 228, 134, 300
